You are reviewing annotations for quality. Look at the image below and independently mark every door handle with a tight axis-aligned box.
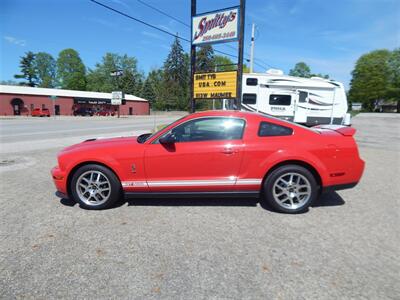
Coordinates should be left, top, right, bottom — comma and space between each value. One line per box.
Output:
221, 147, 236, 154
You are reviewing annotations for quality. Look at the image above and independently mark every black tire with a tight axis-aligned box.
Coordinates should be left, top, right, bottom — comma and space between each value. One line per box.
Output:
70, 164, 121, 210
262, 165, 318, 214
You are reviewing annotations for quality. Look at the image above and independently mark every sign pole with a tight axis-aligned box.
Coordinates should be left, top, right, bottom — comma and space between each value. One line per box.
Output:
190, 0, 196, 113
236, 0, 246, 110
50, 95, 57, 117
110, 70, 123, 118
117, 75, 120, 118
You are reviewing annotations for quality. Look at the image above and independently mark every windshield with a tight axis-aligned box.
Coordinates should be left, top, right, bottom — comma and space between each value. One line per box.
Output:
137, 115, 188, 143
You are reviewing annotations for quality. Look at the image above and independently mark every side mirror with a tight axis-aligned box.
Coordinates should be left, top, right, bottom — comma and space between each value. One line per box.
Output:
159, 133, 176, 145
137, 133, 152, 144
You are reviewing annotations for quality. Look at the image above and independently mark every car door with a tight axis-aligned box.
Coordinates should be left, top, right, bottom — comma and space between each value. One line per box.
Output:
144, 117, 246, 192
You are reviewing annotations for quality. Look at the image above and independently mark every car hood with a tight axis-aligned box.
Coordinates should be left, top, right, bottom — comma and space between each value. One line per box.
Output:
61, 136, 139, 153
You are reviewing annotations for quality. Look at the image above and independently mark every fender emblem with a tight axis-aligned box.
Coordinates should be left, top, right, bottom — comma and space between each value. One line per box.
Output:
131, 164, 136, 173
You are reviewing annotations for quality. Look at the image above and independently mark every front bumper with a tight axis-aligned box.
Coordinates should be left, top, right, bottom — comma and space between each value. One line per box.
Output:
51, 166, 68, 196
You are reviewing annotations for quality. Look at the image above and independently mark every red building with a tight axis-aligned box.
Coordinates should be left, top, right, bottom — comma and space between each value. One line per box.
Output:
0, 85, 149, 116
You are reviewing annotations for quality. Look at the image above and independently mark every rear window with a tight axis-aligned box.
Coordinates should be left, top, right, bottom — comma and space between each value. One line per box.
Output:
258, 122, 293, 137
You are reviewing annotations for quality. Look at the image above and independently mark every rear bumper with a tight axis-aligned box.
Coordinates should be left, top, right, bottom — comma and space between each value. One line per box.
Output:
324, 157, 365, 187
321, 182, 359, 194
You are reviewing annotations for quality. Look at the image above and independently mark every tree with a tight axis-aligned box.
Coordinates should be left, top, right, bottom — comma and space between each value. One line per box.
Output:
141, 76, 156, 106
196, 45, 214, 72
213, 55, 235, 71
34, 52, 57, 88
121, 69, 143, 96
0, 80, 19, 86
141, 70, 162, 108
311, 73, 329, 79
289, 62, 311, 78
349, 49, 391, 111
86, 53, 143, 95
143, 69, 164, 110
163, 37, 190, 110
56, 48, 86, 90
387, 48, 400, 112
14, 51, 38, 87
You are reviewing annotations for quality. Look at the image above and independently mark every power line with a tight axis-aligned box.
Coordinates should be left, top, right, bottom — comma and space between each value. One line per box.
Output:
89, 0, 270, 69
136, 0, 189, 28
255, 58, 275, 69
90, 0, 241, 60
89, 0, 191, 42
136, 0, 257, 65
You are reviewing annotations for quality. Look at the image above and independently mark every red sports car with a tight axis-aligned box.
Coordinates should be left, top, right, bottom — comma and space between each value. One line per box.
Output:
51, 111, 364, 213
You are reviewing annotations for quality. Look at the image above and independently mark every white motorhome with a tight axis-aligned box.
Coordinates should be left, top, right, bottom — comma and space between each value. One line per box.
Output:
235, 70, 351, 126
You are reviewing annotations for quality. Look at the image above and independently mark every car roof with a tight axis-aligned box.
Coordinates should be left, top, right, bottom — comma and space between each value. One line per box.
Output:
188, 110, 262, 119
186, 110, 316, 132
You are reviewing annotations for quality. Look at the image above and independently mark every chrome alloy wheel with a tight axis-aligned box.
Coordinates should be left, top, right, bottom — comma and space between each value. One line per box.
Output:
76, 170, 111, 206
272, 172, 311, 210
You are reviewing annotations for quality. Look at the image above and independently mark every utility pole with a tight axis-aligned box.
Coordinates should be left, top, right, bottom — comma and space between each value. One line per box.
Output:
190, 0, 196, 113
250, 23, 255, 73
235, 0, 246, 110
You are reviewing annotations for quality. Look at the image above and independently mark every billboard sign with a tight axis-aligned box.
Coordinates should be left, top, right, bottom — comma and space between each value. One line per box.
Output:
74, 98, 110, 105
192, 6, 239, 45
193, 71, 237, 99
111, 91, 124, 105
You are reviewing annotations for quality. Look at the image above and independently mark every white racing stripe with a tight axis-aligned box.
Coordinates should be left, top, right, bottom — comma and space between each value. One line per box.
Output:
236, 179, 262, 185
148, 180, 235, 187
121, 178, 262, 188
121, 181, 148, 187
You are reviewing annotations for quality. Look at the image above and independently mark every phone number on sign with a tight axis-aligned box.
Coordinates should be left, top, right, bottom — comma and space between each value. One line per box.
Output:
202, 31, 236, 42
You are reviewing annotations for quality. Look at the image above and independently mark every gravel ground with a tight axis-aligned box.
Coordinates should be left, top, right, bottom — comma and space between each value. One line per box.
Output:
0, 113, 399, 299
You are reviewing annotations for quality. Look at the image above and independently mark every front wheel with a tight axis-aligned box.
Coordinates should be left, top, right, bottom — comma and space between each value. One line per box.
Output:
70, 164, 121, 209
262, 165, 318, 213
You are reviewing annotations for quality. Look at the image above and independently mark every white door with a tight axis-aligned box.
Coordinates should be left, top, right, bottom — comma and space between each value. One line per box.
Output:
293, 90, 308, 123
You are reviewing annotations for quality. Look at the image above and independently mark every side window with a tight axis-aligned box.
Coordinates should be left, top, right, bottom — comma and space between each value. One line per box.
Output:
163, 118, 245, 143
258, 122, 293, 137
269, 94, 291, 106
299, 91, 308, 103
246, 78, 258, 86
243, 93, 257, 105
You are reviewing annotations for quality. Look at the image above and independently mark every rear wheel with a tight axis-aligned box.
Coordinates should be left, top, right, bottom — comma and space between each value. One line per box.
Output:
70, 164, 121, 209
262, 165, 318, 213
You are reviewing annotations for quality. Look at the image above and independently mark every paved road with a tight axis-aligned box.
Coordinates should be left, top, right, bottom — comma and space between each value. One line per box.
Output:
0, 115, 184, 143
0, 115, 184, 154
0, 113, 399, 299
351, 113, 400, 151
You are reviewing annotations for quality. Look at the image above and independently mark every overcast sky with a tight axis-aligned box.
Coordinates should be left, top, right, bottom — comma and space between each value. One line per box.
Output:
1, 0, 399, 89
